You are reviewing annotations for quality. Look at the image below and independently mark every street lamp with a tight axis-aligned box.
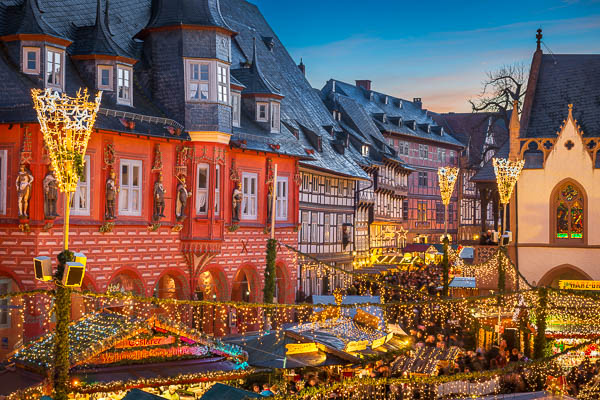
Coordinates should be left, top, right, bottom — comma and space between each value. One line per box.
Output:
437, 167, 459, 298
492, 158, 524, 244
31, 88, 102, 400
437, 167, 459, 237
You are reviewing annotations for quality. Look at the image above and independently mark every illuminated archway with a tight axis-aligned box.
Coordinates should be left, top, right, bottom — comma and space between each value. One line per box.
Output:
231, 264, 259, 302
0, 273, 23, 359
108, 268, 145, 296
538, 264, 592, 288
196, 266, 228, 301
154, 269, 189, 299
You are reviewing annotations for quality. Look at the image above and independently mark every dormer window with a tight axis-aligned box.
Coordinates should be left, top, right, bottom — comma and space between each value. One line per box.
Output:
187, 61, 209, 101
22, 47, 40, 74
232, 93, 241, 127
98, 65, 113, 90
257, 102, 268, 122
217, 63, 229, 104
361, 145, 369, 157
117, 65, 132, 106
46, 47, 64, 90
270, 102, 280, 133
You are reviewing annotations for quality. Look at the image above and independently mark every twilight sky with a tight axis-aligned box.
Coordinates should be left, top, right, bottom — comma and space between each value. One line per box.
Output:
252, 0, 600, 113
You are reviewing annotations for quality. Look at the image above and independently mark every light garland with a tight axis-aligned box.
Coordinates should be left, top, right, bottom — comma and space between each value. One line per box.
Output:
437, 167, 459, 206
492, 158, 525, 205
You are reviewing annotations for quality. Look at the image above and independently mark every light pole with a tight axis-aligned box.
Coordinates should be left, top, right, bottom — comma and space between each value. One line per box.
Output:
491, 157, 524, 345
437, 167, 459, 297
32, 88, 101, 400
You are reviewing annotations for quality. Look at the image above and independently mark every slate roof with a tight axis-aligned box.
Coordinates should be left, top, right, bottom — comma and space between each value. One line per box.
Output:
143, 0, 233, 33
221, 0, 369, 179
523, 54, 600, 138
431, 112, 508, 167
0, 0, 371, 179
69, 0, 132, 59
324, 79, 464, 148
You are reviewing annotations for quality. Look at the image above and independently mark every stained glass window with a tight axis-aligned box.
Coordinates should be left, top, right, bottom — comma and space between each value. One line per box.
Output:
556, 183, 584, 240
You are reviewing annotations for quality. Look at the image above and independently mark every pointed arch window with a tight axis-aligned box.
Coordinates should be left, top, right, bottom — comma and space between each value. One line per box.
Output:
554, 182, 584, 241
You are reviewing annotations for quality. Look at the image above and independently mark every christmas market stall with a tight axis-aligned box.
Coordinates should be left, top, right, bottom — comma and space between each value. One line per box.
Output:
547, 321, 600, 370
2, 311, 249, 399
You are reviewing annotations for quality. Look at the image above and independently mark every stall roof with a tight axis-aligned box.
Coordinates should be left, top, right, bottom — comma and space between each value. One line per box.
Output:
200, 383, 262, 400
449, 277, 477, 288
312, 295, 383, 328
224, 331, 353, 369
123, 389, 165, 400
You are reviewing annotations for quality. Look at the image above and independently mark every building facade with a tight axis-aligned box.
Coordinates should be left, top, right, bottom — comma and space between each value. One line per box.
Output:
0, 0, 349, 356
321, 80, 463, 249
507, 32, 600, 287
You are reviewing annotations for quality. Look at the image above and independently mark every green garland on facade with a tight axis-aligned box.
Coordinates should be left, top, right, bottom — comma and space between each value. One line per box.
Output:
263, 238, 277, 304
534, 287, 548, 360
441, 237, 449, 297
54, 250, 74, 400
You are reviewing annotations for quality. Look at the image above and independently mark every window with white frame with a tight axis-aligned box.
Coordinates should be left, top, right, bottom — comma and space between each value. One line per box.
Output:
196, 164, 209, 215
98, 65, 113, 90
270, 102, 280, 133
214, 165, 220, 215
0, 150, 6, 215
217, 63, 229, 103
276, 177, 288, 220
361, 145, 369, 157
71, 155, 90, 215
256, 102, 268, 122
23, 47, 40, 74
232, 93, 241, 127
241, 172, 258, 219
118, 159, 142, 216
0, 278, 12, 328
46, 47, 63, 90
187, 61, 209, 101
117, 65, 132, 105
419, 144, 429, 159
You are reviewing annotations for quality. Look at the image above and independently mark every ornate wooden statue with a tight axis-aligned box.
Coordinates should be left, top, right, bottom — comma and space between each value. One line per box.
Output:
43, 167, 59, 219
175, 175, 191, 221
16, 164, 33, 218
105, 170, 118, 220
232, 182, 243, 223
153, 173, 166, 221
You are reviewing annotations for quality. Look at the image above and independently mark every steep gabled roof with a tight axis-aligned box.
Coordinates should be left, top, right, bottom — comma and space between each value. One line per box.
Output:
142, 0, 233, 34
70, 0, 132, 59
0, 0, 63, 38
471, 139, 509, 183
431, 112, 508, 166
523, 54, 600, 138
231, 37, 282, 97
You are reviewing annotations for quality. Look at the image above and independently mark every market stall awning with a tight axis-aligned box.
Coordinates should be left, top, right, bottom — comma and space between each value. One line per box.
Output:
123, 389, 165, 400
200, 383, 262, 400
449, 277, 477, 288
224, 331, 353, 369
312, 295, 384, 329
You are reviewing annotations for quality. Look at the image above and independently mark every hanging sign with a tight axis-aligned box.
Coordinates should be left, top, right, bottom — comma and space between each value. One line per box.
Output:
114, 336, 175, 349
285, 342, 318, 355
559, 280, 600, 291
345, 340, 368, 353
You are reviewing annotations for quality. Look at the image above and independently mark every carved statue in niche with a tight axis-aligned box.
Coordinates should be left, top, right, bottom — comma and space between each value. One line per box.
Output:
105, 170, 118, 220
16, 164, 33, 218
232, 182, 243, 223
175, 175, 191, 221
43, 166, 59, 219
153, 173, 166, 221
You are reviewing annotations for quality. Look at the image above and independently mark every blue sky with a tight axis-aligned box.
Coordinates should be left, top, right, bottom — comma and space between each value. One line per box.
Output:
252, 0, 600, 112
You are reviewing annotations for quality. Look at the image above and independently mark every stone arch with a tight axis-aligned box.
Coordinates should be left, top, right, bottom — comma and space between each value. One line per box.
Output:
550, 178, 587, 245
196, 265, 229, 301
107, 267, 146, 296
154, 268, 189, 299
274, 261, 292, 304
538, 264, 593, 288
231, 263, 260, 302
0, 271, 24, 359
0, 269, 24, 291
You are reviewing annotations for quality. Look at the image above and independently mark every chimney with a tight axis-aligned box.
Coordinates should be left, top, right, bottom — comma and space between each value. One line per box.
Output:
298, 58, 305, 76
413, 98, 422, 109
356, 80, 371, 90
